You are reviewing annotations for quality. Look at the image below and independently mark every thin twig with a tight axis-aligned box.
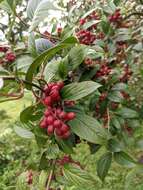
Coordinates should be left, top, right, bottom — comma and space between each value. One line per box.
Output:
124, 12, 143, 20
2, 76, 44, 92
46, 160, 56, 190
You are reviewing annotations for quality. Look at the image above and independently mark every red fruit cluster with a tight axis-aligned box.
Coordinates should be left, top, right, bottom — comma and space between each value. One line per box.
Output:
0, 46, 9, 52
76, 30, 96, 45
57, 155, 82, 168
0, 46, 16, 64
27, 171, 33, 185
40, 82, 76, 139
96, 64, 111, 78
5, 52, 16, 62
109, 9, 122, 23
120, 65, 132, 82
99, 92, 108, 102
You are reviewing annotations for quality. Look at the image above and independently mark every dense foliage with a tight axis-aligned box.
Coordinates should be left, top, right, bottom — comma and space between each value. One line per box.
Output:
1, 0, 143, 189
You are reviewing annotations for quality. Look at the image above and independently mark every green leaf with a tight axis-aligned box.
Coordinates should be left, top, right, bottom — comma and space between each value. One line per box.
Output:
56, 137, 74, 154
38, 171, 48, 190
108, 91, 123, 103
61, 81, 101, 101
69, 112, 109, 144
44, 60, 60, 82
82, 20, 100, 30
28, 32, 38, 57
101, 20, 111, 34
29, 0, 61, 32
16, 54, 33, 72
0, 0, 16, 14
67, 45, 86, 70
107, 139, 123, 152
25, 36, 78, 90
116, 108, 139, 119
14, 126, 34, 139
20, 106, 35, 123
97, 152, 112, 181
58, 61, 68, 80
35, 38, 54, 54
62, 165, 96, 188
46, 143, 60, 159
27, 0, 41, 19
111, 83, 127, 91
114, 151, 136, 167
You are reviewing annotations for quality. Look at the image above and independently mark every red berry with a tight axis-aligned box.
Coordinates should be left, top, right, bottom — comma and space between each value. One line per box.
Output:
46, 116, 55, 125
47, 125, 54, 135
66, 112, 76, 121
56, 108, 62, 114
55, 128, 63, 136
44, 109, 51, 117
61, 124, 69, 133
50, 90, 60, 101
57, 81, 64, 89
59, 111, 66, 119
61, 131, 71, 139
44, 96, 52, 106
44, 86, 50, 95
40, 118, 47, 128
53, 120, 62, 128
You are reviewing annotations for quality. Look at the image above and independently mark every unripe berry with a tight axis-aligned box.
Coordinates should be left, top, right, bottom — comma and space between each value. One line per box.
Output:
46, 116, 55, 125
47, 125, 54, 135
61, 124, 69, 133
44, 96, 52, 106
66, 112, 76, 121
40, 118, 47, 128
53, 120, 62, 128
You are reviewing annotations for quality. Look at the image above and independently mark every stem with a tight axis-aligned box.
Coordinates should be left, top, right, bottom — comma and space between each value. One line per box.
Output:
46, 160, 56, 190
124, 12, 143, 20
2, 76, 44, 92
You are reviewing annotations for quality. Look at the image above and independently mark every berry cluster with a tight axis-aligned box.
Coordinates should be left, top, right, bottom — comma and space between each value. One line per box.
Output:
76, 30, 96, 45
95, 64, 111, 78
40, 82, 76, 139
109, 9, 122, 23
0, 46, 16, 64
57, 155, 81, 167
120, 65, 132, 82
26, 171, 33, 185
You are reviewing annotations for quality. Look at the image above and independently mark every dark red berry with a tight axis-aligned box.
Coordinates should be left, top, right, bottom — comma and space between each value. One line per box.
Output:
50, 90, 60, 101
61, 131, 71, 139
53, 120, 62, 128
44, 109, 51, 117
55, 128, 63, 136
61, 124, 69, 133
59, 111, 66, 119
57, 81, 64, 89
44, 96, 52, 106
40, 118, 47, 128
66, 112, 76, 121
47, 125, 54, 135
46, 116, 55, 125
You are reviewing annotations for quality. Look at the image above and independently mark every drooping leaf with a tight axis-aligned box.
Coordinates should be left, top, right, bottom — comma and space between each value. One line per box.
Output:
25, 36, 78, 90
61, 81, 101, 101
114, 151, 136, 167
108, 91, 123, 103
97, 152, 112, 181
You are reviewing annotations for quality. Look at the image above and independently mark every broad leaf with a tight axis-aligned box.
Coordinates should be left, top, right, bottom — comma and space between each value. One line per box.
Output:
107, 139, 123, 152
14, 126, 34, 139
108, 91, 123, 103
61, 81, 101, 101
29, 0, 61, 32
35, 38, 54, 54
69, 112, 109, 144
27, 0, 41, 19
114, 151, 136, 168
25, 36, 78, 90
28, 32, 38, 57
97, 152, 112, 181
116, 108, 139, 119
62, 165, 96, 188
